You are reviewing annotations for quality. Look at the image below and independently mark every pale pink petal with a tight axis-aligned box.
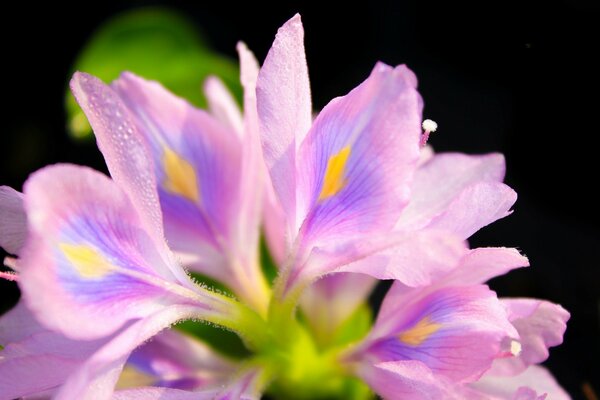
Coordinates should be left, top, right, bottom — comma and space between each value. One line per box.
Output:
253, 32, 288, 267
110, 72, 240, 279
263, 180, 287, 266
19, 165, 223, 340
0, 186, 27, 255
360, 285, 517, 382
418, 145, 435, 166
70, 73, 190, 286
111, 72, 269, 310
234, 42, 263, 262
470, 365, 570, 400
377, 247, 529, 322
204, 75, 244, 135
357, 360, 456, 400
490, 299, 569, 376
296, 62, 421, 247
127, 329, 234, 389
444, 247, 530, 286
335, 230, 467, 287
300, 273, 377, 344
0, 301, 112, 399
256, 14, 312, 239
214, 367, 265, 400
0, 331, 111, 399
396, 153, 507, 234
425, 182, 517, 240
56, 305, 201, 400
0, 301, 52, 347
113, 387, 214, 400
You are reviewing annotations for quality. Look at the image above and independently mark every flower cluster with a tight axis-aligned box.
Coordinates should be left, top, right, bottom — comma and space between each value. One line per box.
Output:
0, 15, 569, 400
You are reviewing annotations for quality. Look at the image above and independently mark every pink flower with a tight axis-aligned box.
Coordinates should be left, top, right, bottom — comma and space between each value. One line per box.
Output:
0, 13, 569, 400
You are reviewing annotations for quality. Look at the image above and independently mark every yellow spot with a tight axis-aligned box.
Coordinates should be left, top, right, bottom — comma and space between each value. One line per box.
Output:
318, 146, 352, 201
115, 366, 155, 389
398, 316, 442, 346
162, 147, 200, 203
59, 243, 114, 279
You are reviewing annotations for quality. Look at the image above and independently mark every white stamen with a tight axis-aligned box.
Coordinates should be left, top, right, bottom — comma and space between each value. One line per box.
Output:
510, 339, 522, 356
422, 119, 438, 133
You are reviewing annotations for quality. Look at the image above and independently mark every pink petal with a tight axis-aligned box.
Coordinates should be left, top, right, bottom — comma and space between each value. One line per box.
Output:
357, 360, 454, 399
425, 182, 517, 240
363, 285, 517, 382
203, 75, 244, 136
127, 329, 234, 390
490, 299, 569, 376
70, 74, 180, 276
377, 247, 528, 322
18, 165, 216, 340
234, 42, 264, 263
0, 186, 27, 255
110, 71, 268, 310
56, 305, 201, 400
396, 152, 507, 235
242, 37, 288, 267
470, 365, 569, 400
300, 273, 377, 342
110, 72, 240, 280
444, 247, 529, 286
0, 301, 111, 399
296, 62, 421, 248
113, 387, 214, 400
336, 230, 467, 286
256, 14, 312, 239
214, 367, 265, 400
262, 180, 287, 266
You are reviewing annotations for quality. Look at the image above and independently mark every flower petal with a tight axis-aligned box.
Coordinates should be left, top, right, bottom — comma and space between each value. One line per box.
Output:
204, 75, 244, 136
444, 247, 529, 286
214, 367, 265, 400
357, 360, 454, 400
470, 365, 570, 400
71, 72, 194, 287
300, 273, 377, 342
110, 71, 241, 281
256, 14, 312, 240
296, 62, 421, 247
425, 182, 517, 240
490, 299, 569, 376
396, 152, 507, 234
0, 301, 111, 399
363, 285, 517, 382
19, 165, 219, 339
335, 230, 467, 286
113, 387, 213, 400
126, 329, 234, 390
56, 305, 201, 400
0, 186, 27, 255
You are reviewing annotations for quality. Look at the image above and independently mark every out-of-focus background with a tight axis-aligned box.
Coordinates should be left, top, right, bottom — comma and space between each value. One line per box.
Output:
1, 2, 599, 398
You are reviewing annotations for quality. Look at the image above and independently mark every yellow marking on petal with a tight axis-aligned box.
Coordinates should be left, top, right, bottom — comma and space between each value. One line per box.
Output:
115, 366, 155, 390
318, 146, 352, 201
162, 147, 200, 203
398, 316, 442, 346
59, 243, 114, 279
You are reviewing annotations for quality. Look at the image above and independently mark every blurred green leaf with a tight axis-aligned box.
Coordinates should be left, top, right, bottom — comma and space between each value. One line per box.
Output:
330, 303, 372, 347
260, 235, 279, 285
66, 7, 241, 139
175, 320, 250, 359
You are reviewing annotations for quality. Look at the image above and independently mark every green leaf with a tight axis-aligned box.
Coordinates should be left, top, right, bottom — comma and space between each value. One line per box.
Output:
66, 7, 241, 139
330, 303, 373, 347
260, 235, 279, 285
175, 320, 250, 359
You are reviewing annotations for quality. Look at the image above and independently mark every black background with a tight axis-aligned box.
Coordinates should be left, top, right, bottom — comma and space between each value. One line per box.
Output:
1, 1, 599, 398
